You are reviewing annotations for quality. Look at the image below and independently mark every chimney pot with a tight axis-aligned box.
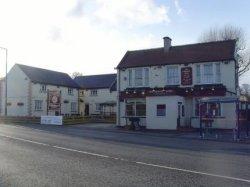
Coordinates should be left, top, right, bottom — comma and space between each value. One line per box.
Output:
163, 36, 172, 52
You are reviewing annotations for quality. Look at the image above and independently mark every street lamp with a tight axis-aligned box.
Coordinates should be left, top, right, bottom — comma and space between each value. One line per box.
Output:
0, 47, 8, 116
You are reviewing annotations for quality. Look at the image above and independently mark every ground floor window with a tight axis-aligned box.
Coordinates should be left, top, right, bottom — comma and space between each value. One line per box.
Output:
35, 100, 43, 111
71, 102, 77, 113
156, 104, 166, 116
195, 99, 221, 117
125, 100, 146, 116
96, 103, 101, 111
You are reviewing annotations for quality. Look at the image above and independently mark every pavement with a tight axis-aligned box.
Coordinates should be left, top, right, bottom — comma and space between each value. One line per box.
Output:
0, 123, 249, 186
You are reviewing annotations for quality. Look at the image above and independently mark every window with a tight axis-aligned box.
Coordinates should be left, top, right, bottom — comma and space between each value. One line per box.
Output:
196, 65, 201, 84
128, 69, 132, 86
203, 64, 214, 83
126, 103, 135, 116
135, 68, 143, 86
71, 102, 77, 113
136, 101, 146, 116
40, 85, 46, 93
96, 103, 101, 111
144, 68, 149, 86
195, 100, 221, 117
35, 100, 43, 111
125, 100, 146, 116
156, 104, 166, 116
215, 63, 221, 83
167, 66, 179, 85
90, 90, 98, 96
80, 90, 84, 96
182, 105, 185, 117
68, 88, 73, 95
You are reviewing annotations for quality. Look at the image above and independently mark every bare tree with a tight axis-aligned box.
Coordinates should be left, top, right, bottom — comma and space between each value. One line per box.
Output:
71, 72, 83, 79
199, 25, 250, 77
240, 84, 250, 101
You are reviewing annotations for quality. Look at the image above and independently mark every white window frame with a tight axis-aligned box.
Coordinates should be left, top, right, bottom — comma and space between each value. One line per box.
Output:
215, 63, 221, 83
90, 90, 98, 96
40, 84, 47, 93
134, 68, 143, 87
203, 63, 214, 84
71, 102, 77, 113
196, 65, 201, 84
68, 88, 73, 95
196, 62, 222, 85
129, 68, 150, 87
34, 100, 43, 111
144, 68, 149, 86
166, 66, 179, 85
128, 69, 132, 87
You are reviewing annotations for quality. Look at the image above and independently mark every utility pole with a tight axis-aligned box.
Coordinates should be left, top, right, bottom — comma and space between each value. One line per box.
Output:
0, 47, 8, 116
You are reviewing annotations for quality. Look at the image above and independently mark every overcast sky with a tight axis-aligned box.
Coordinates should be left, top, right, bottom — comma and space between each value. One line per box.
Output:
0, 0, 249, 84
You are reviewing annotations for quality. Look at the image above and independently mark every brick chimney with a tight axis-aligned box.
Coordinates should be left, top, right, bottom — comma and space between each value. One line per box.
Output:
163, 36, 172, 52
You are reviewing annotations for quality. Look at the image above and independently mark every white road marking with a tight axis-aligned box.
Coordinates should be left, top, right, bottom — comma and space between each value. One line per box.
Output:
0, 133, 249, 184
0, 134, 48, 146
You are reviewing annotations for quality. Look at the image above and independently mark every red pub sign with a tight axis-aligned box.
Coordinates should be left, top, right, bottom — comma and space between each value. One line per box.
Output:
181, 67, 192, 86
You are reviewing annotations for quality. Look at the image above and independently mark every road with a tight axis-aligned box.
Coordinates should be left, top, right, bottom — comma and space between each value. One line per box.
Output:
0, 123, 249, 187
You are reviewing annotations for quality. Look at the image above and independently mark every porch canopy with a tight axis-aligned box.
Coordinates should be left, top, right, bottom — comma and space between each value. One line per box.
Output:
198, 96, 249, 139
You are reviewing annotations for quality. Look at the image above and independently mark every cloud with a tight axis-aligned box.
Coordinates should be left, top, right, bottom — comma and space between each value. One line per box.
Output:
48, 27, 62, 42
174, 0, 183, 15
0, 0, 166, 77
71, 0, 170, 27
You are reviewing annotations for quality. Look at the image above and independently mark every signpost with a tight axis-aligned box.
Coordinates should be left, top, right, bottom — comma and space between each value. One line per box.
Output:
48, 90, 61, 111
181, 67, 192, 86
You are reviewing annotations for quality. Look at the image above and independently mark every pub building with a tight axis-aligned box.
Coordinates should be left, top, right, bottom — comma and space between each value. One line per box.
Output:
116, 37, 238, 130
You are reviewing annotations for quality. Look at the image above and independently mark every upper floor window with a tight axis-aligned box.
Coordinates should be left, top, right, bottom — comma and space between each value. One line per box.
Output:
128, 69, 132, 86
196, 65, 201, 84
144, 68, 149, 86
196, 63, 221, 84
166, 66, 179, 85
128, 68, 149, 87
203, 63, 213, 84
135, 68, 143, 86
90, 90, 98, 96
68, 88, 73, 95
40, 84, 46, 93
215, 63, 221, 83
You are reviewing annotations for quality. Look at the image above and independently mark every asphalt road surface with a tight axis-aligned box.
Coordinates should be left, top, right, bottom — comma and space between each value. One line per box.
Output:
0, 123, 249, 187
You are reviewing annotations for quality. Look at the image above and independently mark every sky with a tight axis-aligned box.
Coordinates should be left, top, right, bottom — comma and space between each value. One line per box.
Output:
0, 0, 250, 84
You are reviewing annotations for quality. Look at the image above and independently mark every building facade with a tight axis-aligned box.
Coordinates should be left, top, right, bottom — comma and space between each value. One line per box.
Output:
0, 64, 79, 117
74, 74, 117, 116
117, 37, 238, 129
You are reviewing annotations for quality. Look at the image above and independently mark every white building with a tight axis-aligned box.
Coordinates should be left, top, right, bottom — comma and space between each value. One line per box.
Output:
74, 74, 117, 116
0, 64, 79, 117
116, 37, 238, 129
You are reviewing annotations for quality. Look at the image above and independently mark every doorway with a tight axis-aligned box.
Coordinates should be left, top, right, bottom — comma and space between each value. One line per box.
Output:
85, 104, 89, 116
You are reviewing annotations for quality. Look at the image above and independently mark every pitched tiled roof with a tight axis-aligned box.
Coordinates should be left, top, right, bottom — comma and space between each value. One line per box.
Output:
117, 40, 236, 69
17, 64, 80, 88
74, 74, 117, 90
